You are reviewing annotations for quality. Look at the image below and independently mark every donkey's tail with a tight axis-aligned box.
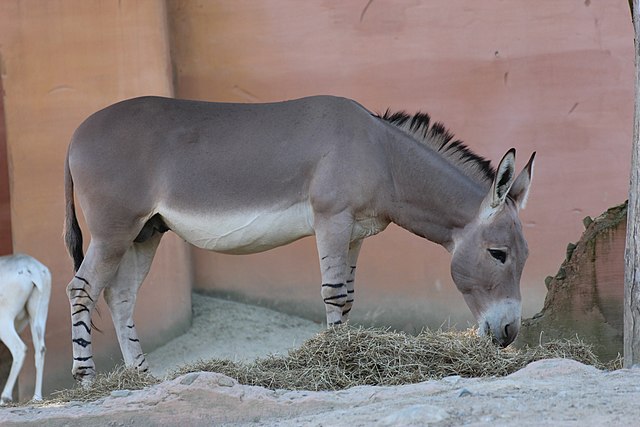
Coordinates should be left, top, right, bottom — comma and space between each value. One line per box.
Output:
64, 149, 84, 272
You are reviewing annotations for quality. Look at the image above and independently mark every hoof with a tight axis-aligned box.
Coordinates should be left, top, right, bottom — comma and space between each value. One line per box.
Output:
0, 396, 12, 405
73, 370, 96, 388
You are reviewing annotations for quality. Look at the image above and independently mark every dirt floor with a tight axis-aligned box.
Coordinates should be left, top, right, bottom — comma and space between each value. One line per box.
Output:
1, 293, 639, 426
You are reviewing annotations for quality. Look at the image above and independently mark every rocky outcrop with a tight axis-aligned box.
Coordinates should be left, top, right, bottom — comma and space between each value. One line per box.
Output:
517, 202, 627, 362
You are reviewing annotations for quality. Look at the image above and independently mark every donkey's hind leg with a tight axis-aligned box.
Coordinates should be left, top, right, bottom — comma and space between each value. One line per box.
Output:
67, 240, 129, 385
103, 232, 162, 373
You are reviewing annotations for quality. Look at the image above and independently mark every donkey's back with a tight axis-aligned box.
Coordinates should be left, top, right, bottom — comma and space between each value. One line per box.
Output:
67, 95, 392, 254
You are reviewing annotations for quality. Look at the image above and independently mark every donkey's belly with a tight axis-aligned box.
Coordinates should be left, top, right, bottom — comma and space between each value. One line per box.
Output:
158, 202, 315, 254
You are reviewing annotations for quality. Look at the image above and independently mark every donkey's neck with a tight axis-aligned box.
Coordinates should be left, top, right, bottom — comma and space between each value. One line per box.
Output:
383, 131, 488, 250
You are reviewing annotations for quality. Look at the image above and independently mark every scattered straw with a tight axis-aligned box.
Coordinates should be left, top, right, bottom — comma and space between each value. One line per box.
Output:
25, 326, 615, 406
49, 365, 159, 403
169, 325, 611, 391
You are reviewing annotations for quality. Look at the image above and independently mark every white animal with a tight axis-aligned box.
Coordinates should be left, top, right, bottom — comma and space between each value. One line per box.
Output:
0, 254, 50, 404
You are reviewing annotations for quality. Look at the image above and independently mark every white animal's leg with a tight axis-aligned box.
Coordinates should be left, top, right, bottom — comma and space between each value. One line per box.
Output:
67, 241, 128, 385
314, 212, 354, 326
342, 239, 362, 323
26, 273, 51, 402
104, 233, 161, 373
0, 316, 27, 404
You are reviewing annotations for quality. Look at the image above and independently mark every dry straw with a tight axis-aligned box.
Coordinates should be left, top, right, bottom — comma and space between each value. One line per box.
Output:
169, 325, 614, 391
43, 325, 617, 404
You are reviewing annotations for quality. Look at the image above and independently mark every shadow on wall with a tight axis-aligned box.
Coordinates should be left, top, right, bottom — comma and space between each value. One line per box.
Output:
517, 202, 627, 362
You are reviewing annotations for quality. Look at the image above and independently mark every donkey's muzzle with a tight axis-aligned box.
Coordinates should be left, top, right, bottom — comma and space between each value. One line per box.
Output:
490, 322, 518, 348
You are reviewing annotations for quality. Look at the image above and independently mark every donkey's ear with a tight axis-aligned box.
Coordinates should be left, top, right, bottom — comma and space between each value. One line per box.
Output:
479, 149, 516, 219
508, 151, 535, 210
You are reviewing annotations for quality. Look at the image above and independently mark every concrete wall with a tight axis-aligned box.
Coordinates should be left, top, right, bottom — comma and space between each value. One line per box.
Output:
169, 1, 634, 330
0, 1, 192, 400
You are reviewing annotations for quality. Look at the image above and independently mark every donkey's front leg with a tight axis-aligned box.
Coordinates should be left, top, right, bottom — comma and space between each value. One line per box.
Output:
314, 212, 354, 326
342, 239, 363, 323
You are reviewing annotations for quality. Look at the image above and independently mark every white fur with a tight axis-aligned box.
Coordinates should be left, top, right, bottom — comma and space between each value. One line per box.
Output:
0, 254, 51, 404
476, 299, 521, 338
158, 202, 315, 254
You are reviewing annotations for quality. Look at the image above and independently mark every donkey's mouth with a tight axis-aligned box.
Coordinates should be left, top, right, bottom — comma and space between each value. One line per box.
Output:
482, 320, 517, 348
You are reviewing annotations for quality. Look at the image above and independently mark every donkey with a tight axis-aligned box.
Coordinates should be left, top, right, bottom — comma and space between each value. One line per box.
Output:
64, 95, 534, 384
0, 254, 51, 404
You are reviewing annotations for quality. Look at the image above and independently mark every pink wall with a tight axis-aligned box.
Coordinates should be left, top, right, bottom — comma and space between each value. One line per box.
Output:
0, 0, 192, 400
171, 1, 634, 328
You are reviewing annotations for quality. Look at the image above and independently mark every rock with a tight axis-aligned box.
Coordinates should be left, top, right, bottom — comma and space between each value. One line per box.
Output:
109, 390, 131, 398
518, 201, 627, 362
179, 373, 200, 386
458, 388, 472, 397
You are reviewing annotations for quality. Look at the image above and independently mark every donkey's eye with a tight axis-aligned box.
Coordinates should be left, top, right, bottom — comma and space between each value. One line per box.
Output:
488, 248, 507, 264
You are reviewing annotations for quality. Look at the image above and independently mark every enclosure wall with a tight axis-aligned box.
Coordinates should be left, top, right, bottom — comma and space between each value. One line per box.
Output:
169, 1, 634, 330
0, 0, 192, 400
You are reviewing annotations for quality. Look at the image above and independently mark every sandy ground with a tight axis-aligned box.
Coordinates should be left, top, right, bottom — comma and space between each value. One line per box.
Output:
146, 293, 324, 378
1, 293, 640, 426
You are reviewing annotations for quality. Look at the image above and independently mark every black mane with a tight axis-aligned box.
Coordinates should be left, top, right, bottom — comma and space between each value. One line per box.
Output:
377, 110, 496, 185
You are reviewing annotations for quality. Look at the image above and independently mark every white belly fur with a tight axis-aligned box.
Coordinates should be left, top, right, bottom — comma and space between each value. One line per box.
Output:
159, 202, 315, 254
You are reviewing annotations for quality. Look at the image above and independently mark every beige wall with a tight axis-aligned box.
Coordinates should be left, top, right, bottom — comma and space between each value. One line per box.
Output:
170, 1, 634, 329
0, 0, 192, 400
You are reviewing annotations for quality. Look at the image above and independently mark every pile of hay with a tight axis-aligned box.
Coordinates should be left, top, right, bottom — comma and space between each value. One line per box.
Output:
170, 325, 613, 391
43, 326, 615, 404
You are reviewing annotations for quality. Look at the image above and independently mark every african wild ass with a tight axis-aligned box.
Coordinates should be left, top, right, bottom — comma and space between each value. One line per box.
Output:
64, 95, 534, 384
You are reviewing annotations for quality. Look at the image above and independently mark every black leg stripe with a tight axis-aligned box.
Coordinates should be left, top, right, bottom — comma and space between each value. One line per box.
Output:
72, 307, 90, 316
70, 287, 94, 301
346, 279, 354, 283
324, 301, 346, 308
137, 358, 146, 368
127, 324, 135, 329
342, 308, 352, 315
73, 321, 91, 334
322, 283, 345, 288
323, 294, 347, 301
74, 356, 93, 361
129, 338, 140, 342
72, 338, 91, 348
330, 320, 343, 325
74, 276, 90, 286
346, 299, 354, 303
347, 290, 354, 294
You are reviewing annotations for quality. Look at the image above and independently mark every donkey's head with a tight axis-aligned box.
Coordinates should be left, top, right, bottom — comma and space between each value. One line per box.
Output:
450, 149, 535, 347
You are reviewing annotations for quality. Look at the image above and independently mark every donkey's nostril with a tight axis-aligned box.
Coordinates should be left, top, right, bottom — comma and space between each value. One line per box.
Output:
501, 323, 517, 347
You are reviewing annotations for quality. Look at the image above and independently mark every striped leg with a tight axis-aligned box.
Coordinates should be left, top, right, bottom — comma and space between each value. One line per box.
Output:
342, 239, 363, 323
67, 241, 128, 385
315, 212, 354, 326
103, 233, 161, 373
